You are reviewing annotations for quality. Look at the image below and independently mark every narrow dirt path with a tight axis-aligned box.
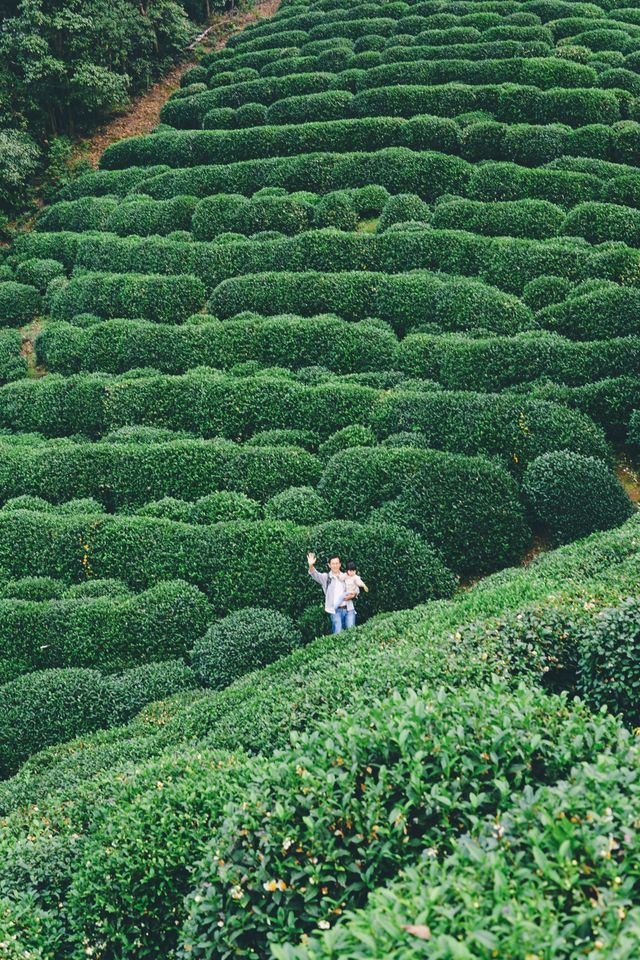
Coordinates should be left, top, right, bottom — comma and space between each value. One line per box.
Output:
616, 451, 640, 503
79, 0, 281, 169
20, 320, 46, 378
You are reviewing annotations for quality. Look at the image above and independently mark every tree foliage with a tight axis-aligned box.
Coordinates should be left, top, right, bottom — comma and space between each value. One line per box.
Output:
0, 0, 207, 215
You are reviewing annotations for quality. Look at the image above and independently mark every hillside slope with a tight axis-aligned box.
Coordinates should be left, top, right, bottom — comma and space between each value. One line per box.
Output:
1, 0, 640, 953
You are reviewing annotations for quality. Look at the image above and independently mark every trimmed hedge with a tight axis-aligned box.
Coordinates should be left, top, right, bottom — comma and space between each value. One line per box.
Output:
522, 450, 634, 544
106, 659, 196, 726
432, 196, 564, 238
192, 192, 313, 238
113, 116, 455, 167
0, 580, 211, 683
208, 270, 533, 335
57, 165, 171, 201
130, 147, 471, 201
0, 576, 67, 601
50, 220, 640, 300
521, 376, 640, 439
0, 668, 110, 777
14, 258, 65, 293
137, 492, 262, 524
104, 196, 198, 238
355, 56, 597, 92
57, 226, 514, 292
264, 485, 331, 523
192, 607, 303, 688
38, 194, 198, 237
540, 286, 640, 339
376, 192, 430, 230
266, 89, 354, 125
0, 513, 457, 617
0, 331, 26, 385
0, 372, 612, 463
36, 315, 397, 376
562, 200, 640, 246
0, 372, 376, 439
397, 331, 640, 390
318, 446, 530, 575
351, 82, 626, 127
0, 438, 322, 507
49, 272, 206, 323
468, 160, 602, 206
161, 72, 341, 126
36, 197, 120, 233
369, 390, 611, 470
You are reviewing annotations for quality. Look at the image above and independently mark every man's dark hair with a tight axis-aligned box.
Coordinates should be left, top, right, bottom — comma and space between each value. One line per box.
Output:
346, 560, 356, 571
329, 554, 341, 563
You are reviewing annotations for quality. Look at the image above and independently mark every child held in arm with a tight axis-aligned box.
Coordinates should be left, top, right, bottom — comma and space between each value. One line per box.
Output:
343, 560, 368, 625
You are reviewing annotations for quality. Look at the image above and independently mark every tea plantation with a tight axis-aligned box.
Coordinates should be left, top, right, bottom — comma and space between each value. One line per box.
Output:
2, 0, 640, 953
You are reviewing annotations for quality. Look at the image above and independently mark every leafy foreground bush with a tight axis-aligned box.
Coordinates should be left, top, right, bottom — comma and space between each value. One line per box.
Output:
274, 751, 640, 960
66, 683, 630, 960
175, 683, 630, 959
523, 450, 634, 545
192, 607, 303, 689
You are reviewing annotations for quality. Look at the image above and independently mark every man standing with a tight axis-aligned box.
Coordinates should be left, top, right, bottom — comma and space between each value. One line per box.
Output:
307, 551, 356, 634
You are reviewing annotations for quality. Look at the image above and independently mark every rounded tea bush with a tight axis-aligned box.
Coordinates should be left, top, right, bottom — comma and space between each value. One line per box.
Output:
190, 491, 262, 524
107, 659, 197, 726
137, 498, 195, 523
317, 425, 377, 461
65, 579, 132, 600
265, 486, 332, 524
0, 281, 41, 326
522, 275, 574, 310
0, 576, 66, 601
191, 607, 303, 689
523, 451, 633, 545
14, 258, 65, 294
56, 497, 105, 515
1, 495, 54, 513
377, 193, 430, 232
298, 602, 332, 644
578, 596, 640, 725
